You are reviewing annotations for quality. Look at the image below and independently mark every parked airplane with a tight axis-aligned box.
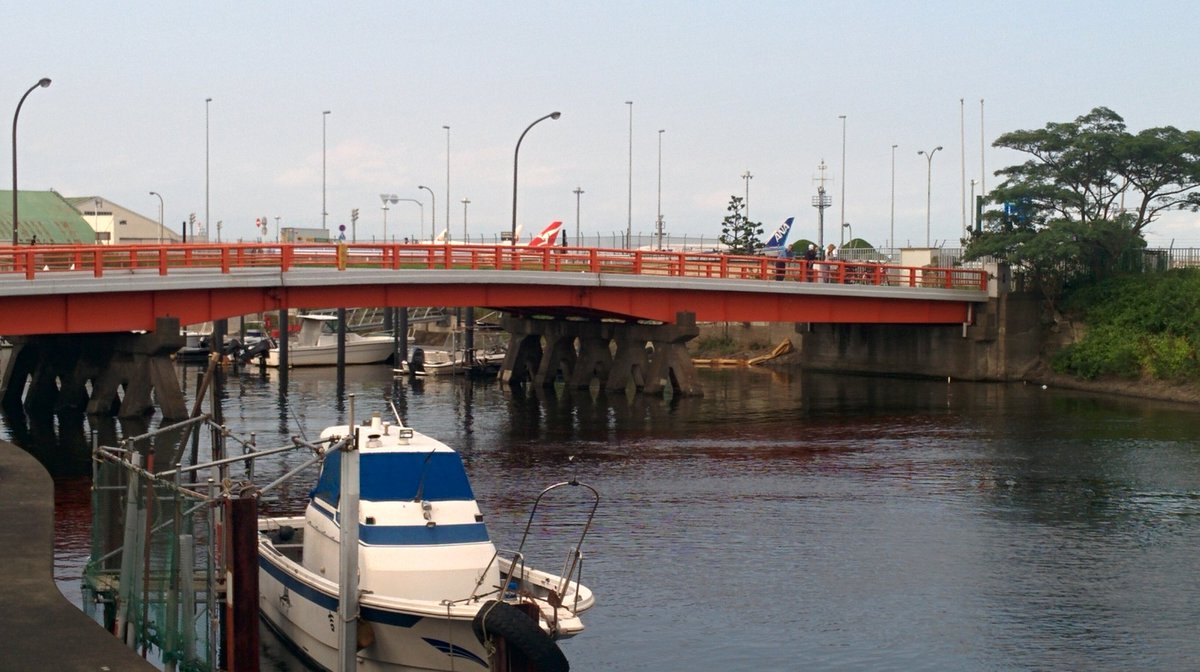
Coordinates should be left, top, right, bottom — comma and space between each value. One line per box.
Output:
432, 220, 563, 247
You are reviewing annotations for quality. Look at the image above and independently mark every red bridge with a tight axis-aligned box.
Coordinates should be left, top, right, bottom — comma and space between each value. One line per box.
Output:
0, 242, 988, 336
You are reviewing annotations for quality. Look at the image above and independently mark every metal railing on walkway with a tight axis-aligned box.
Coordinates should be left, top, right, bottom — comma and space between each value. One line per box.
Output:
0, 242, 990, 291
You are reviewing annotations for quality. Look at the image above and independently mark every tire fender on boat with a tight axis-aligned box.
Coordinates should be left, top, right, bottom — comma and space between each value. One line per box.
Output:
471, 600, 569, 672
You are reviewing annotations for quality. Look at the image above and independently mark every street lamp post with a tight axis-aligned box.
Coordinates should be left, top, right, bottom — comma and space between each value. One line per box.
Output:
573, 187, 584, 247
656, 129, 665, 250
918, 145, 944, 247
969, 179, 978, 235
510, 111, 561, 244
742, 170, 753, 224
395, 198, 422, 241
890, 144, 898, 253
149, 191, 164, 244
11, 77, 51, 246
274, 216, 281, 243
461, 198, 470, 241
418, 185, 436, 241
838, 114, 847, 247
443, 125, 451, 241
625, 101, 632, 248
380, 193, 398, 242
205, 97, 212, 244
322, 110, 331, 229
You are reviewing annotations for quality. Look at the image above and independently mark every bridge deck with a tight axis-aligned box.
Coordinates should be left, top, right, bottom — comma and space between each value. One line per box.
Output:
0, 243, 989, 335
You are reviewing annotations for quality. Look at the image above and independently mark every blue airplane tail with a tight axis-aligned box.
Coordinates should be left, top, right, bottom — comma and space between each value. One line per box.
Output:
763, 217, 794, 256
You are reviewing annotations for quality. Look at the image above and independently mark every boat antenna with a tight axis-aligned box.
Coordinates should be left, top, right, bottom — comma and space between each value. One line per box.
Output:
288, 400, 309, 443
412, 448, 438, 503
389, 398, 404, 427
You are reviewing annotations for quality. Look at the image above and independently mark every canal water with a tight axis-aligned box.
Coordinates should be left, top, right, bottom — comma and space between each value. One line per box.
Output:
14, 363, 1200, 671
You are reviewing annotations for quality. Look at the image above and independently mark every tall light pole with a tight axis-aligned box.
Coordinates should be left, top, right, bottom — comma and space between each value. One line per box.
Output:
573, 186, 584, 247
443, 125, 451, 241
11, 77, 51, 246
396, 198, 422, 241
510, 111, 561, 244
149, 191, 164, 244
461, 198, 470, 241
418, 185, 436, 241
960, 98, 967, 239
742, 170, 753, 225
322, 110, 331, 229
890, 144, 898, 252
969, 179, 978, 236
918, 146, 943, 247
380, 193, 398, 242
205, 97, 212, 243
838, 114, 847, 247
656, 129, 665, 250
625, 100, 633, 248
274, 215, 281, 243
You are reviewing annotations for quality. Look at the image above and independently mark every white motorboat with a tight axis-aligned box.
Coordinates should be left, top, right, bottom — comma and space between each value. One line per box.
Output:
395, 347, 505, 377
257, 413, 598, 672
266, 314, 395, 367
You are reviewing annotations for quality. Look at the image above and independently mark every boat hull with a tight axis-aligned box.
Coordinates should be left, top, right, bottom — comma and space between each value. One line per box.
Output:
265, 339, 395, 367
258, 548, 491, 671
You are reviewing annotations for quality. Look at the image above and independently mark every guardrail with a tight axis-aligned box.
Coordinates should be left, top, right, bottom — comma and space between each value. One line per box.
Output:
0, 243, 989, 291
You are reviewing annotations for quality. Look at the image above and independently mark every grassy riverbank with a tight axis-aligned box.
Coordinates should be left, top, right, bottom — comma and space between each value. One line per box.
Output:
1029, 269, 1200, 403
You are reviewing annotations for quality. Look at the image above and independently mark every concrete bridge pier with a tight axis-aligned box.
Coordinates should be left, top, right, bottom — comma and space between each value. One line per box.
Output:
499, 333, 544, 385
499, 312, 702, 397
1, 317, 188, 419
569, 323, 614, 389
534, 323, 579, 388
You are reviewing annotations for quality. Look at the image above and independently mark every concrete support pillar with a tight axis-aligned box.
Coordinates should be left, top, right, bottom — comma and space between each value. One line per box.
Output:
499, 311, 702, 397
605, 330, 649, 393
1, 318, 187, 419
533, 327, 577, 388
569, 332, 613, 389
0, 341, 35, 409
499, 333, 542, 385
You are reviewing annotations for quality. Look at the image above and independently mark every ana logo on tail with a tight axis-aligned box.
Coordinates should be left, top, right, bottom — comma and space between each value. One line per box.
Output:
762, 217, 794, 256
526, 221, 563, 247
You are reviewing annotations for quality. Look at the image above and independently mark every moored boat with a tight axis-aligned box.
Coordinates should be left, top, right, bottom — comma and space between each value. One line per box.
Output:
257, 412, 598, 671
265, 314, 395, 367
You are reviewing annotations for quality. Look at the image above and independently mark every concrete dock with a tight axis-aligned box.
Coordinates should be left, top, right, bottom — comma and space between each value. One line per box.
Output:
0, 440, 155, 671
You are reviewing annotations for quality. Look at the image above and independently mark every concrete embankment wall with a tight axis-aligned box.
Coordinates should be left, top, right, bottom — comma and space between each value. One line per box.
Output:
0, 441, 156, 671
695, 292, 1044, 382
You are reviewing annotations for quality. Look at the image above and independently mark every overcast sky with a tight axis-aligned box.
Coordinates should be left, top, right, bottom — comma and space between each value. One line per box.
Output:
5, 1, 1199, 247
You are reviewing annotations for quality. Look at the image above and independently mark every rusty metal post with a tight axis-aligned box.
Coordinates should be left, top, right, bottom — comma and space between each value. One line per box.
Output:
223, 492, 260, 672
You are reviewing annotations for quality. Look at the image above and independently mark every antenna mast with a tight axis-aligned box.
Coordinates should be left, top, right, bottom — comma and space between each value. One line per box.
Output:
812, 160, 833, 254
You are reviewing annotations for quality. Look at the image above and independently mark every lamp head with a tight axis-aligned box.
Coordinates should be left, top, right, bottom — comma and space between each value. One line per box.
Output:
550, 111, 561, 120
418, 185, 427, 190
935, 145, 944, 151
38, 78, 51, 88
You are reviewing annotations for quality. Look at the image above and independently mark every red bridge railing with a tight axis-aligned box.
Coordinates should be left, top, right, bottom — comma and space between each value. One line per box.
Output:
0, 243, 989, 291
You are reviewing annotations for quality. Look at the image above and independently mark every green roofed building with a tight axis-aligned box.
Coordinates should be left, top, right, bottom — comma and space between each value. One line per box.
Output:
0, 190, 181, 244
0, 190, 97, 244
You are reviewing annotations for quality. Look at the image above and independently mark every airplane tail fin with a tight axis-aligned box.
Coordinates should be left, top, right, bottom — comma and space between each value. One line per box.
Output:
528, 220, 563, 247
763, 217, 794, 256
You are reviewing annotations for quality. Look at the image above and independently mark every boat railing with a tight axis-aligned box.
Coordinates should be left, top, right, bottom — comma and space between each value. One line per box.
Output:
512, 467, 600, 615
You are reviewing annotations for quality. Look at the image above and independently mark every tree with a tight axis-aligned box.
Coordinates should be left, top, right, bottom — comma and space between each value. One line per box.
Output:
966, 108, 1200, 307
718, 196, 764, 255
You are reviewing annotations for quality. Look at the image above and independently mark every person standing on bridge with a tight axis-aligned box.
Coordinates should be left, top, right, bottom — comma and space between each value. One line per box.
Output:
824, 243, 837, 283
803, 244, 817, 282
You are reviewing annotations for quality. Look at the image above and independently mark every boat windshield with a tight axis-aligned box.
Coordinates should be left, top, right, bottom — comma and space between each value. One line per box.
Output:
311, 451, 476, 505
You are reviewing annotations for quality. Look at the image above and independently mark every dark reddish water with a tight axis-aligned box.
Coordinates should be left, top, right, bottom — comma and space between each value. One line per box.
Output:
12, 364, 1200, 671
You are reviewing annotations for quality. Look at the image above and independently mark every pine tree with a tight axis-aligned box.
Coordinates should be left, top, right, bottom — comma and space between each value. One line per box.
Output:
718, 196, 764, 254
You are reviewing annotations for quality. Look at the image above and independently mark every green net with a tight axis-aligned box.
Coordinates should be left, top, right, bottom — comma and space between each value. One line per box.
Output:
85, 419, 220, 672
